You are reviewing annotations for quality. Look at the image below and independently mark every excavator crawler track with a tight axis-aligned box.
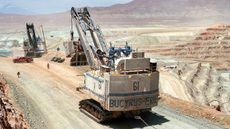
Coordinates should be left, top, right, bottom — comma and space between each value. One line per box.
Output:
79, 99, 112, 123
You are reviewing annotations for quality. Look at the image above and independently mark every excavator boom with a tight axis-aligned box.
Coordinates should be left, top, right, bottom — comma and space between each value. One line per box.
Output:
71, 7, 108, 69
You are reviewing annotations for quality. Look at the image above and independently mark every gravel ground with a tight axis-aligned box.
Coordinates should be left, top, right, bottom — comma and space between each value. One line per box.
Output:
0, 57, 227, 129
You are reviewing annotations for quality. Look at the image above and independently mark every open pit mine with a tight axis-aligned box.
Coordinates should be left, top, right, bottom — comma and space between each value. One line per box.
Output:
0, 0, 230, 129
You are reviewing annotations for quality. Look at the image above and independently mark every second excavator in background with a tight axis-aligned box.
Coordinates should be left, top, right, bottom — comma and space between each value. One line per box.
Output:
23, 23, 47, 57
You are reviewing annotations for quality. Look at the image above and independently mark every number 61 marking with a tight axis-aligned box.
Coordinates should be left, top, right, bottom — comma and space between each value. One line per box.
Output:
133, 81, 140, 91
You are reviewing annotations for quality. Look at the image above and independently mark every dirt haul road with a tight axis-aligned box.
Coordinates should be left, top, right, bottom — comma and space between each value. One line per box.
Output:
0, 57, 224, 129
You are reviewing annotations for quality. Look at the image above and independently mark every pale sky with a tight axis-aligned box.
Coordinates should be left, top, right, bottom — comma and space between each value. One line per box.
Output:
0, 0, 133, 14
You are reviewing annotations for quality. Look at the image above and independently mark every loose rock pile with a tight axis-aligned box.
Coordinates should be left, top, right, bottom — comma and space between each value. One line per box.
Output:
0, 74, 29, 129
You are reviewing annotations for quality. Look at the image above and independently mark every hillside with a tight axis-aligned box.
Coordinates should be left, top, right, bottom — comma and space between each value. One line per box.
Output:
0, 0, 230, 30
92, 0, 230, 25
147, 25, 230, 70
0, 12, 68, 30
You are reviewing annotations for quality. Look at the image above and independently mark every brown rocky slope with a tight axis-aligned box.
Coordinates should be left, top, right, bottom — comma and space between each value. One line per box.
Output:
0, 74, 28, 129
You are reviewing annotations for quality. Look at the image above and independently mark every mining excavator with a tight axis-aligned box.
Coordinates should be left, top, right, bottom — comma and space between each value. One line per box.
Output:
63, 15, 88, 66
23, 23, 47, 57
71, 7, 159, 122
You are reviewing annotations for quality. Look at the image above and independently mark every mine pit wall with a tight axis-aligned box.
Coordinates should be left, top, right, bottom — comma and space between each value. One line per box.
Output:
160, 62, 230, 114
0, 74, 29, 129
